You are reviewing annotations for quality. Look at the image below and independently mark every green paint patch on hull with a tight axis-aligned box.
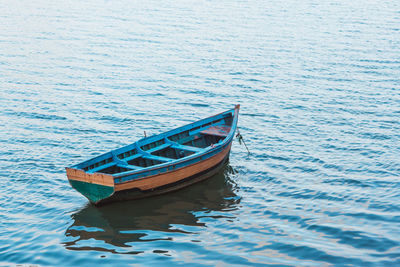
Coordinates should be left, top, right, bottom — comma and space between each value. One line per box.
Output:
69, 180, 114, 204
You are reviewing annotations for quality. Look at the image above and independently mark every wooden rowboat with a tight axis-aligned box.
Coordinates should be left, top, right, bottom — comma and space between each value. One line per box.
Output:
66, 105, 240, 205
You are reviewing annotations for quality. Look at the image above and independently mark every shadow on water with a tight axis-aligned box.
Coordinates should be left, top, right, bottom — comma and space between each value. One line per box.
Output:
63, 162, 241, 255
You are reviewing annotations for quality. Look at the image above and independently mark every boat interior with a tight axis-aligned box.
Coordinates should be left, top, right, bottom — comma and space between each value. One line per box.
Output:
76, 110, 234, 175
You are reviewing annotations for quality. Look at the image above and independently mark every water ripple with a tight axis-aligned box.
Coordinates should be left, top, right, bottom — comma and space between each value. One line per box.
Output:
1, 0, 400, 265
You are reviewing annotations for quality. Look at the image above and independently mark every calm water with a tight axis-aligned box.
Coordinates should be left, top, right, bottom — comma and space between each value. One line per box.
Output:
1, 0, 400, 265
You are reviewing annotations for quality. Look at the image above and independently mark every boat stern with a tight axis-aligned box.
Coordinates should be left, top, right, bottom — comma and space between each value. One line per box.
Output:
66, 168, 115, 204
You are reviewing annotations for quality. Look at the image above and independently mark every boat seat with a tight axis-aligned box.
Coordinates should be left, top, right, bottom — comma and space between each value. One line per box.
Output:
170, 143, 204, 153
116, 164, 143, 170
146, 143, 171, 154
123, 153, 142, 162
143, 154, 173, 162
111, 150, 130, 165
87, 162, 116, 174
200, 125, 231, 137
164, 138, 204, 153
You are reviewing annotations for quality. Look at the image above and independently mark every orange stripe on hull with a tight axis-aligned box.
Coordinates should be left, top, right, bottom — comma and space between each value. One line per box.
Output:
114, 143, 232, 192
66, 168, 114, 187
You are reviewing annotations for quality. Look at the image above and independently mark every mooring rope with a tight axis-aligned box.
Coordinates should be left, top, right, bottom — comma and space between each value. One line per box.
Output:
236, 129, 250, 156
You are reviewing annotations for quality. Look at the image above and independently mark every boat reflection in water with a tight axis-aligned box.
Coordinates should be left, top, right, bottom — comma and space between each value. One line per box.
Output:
64, 162, 240, 255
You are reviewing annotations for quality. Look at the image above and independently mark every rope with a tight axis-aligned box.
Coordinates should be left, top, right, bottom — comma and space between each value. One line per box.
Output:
236, 129, 250, 156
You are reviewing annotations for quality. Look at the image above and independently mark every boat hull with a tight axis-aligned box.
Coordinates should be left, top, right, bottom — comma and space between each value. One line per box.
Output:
67, 142, 232, 205
66, 105, 240, 205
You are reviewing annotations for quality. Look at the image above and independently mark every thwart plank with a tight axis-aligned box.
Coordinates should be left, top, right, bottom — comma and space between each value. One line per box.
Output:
200, 125, 231, 137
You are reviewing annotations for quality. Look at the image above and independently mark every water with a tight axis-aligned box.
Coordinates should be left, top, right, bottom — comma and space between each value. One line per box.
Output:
1, 0, 399, 265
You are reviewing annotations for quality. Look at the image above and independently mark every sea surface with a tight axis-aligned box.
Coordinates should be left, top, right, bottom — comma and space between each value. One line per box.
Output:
1, 0, 399, 265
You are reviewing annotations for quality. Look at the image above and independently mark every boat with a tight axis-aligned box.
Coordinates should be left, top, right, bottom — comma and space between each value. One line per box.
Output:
66, 104, 240, 205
